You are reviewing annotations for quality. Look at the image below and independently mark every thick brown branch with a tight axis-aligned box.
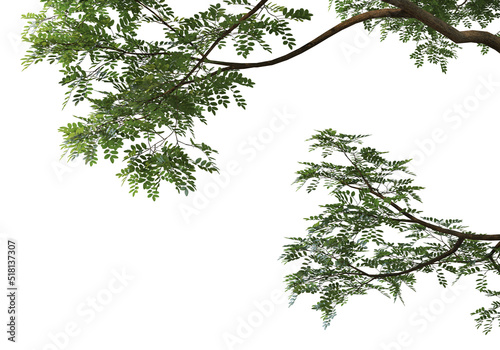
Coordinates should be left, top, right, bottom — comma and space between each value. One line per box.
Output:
382, 0, 500, 53
142, 2, 500, 104
203, 9, 410, 69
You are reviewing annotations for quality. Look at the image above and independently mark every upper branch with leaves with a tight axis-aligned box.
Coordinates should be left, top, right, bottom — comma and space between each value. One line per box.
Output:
21, 1, 500, 199
280, 130, 500, 332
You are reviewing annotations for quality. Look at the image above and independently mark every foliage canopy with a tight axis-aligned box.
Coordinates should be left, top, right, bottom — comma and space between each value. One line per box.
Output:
22, 0, 500, 334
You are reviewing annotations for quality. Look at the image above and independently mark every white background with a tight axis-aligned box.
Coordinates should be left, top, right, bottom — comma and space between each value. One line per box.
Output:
2, 1, 500, 349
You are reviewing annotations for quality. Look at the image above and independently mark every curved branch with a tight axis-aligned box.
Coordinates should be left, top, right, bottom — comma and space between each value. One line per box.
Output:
203, 8, 410, 69
204, 2, 500, 71
354, 237, 465, 279
168, 4, 500, 91
382, 0, 500, 53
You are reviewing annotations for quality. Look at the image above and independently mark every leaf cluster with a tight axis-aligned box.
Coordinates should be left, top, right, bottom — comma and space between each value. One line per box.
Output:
21, 0, 312, 198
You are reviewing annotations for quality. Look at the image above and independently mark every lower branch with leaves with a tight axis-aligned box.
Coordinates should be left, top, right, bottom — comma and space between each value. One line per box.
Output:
280, 130, 500, 333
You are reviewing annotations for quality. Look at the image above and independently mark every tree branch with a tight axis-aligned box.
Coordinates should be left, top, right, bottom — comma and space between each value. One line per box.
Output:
382, 0, 500, 53
354, 237, 465, 279
159, 4, 500, 93
203, 1, 500, 71
202, 9, 410, 69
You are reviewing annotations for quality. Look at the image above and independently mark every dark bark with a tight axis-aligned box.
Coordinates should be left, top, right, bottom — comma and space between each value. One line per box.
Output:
382, 0, 500, 53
